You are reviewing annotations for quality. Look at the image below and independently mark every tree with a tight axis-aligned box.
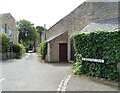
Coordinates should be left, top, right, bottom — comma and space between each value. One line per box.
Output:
36, 26, 44, 35
36, 26, 47, 36
17, 19, 39, 52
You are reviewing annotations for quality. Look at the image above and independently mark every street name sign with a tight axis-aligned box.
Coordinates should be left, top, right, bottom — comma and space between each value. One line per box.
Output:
82, 58, 104, 63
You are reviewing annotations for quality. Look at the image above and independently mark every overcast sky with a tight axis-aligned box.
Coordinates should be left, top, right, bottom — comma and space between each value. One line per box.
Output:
0, 0, 85, 29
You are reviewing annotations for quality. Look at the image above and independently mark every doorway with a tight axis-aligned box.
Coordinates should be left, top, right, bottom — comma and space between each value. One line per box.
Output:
59, 43, 67, 62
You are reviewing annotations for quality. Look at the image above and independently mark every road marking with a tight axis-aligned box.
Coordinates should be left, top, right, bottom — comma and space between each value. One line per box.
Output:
0, 78, 5, 82
57, 74, 71, 92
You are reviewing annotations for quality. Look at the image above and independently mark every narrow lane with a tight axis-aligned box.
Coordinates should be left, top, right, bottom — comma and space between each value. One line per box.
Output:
2, 53, 71, 91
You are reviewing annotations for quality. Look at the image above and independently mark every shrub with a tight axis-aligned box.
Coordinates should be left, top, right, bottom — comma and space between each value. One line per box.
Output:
19, 40, 29, 52
73, 30, 120, 80
19, 44, 26, 56
73, 62, 83, 75
73, 54, 83, 75
0, 33, 11, 53
39, 41, 47, 56
10, 44, 26, 58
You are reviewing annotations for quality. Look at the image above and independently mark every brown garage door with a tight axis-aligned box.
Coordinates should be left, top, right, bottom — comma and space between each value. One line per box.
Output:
59, 43, 67, 62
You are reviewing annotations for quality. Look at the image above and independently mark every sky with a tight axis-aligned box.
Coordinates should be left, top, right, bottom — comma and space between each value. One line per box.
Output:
0, 0, 85, 29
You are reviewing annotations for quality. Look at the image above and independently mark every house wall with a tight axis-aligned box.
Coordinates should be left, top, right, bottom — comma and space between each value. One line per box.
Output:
46, 2, 119, 62
46, 2, 118, 39
0, 13, 19, 44
41, 31, 46, 42
45, 32, 68, 62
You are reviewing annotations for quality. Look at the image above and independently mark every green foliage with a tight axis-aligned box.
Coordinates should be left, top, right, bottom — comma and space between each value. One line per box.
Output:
10, 44, 26, 58
0, 33, 25, 59
19, 40, 29, 51
17, 19, 39, 51
20, 40, 34, 52
39, 41, 47, 56
73, 61, 83, 75
36, 26, 46, 35
73, 30, 120, 80
0, 33, 11, 53
19, 44, 26, 56
73, 54, 83, 75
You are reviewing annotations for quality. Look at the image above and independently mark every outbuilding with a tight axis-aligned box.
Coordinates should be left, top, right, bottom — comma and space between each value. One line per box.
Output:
41, 1, 119, 62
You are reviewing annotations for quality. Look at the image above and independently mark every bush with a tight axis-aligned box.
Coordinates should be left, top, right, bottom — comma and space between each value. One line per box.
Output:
19, 44, 26, 57
73, 54, 83, 75
73, 62, 83, 75
0, 33, 11, 53
73, 30, 120, 80
10, 44, 26, 58
19, 40, 29, 52
39, 41, 47, 56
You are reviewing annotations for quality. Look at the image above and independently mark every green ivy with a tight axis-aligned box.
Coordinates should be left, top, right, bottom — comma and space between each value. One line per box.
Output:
73, 30, 120, 80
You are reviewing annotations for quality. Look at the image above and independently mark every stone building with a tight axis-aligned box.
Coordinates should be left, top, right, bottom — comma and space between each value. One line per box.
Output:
0, 13, 19, 44
41, 1, 119, 62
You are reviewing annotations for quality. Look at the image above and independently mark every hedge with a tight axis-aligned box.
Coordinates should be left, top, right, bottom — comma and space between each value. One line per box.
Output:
73, 30, 120, 80
39, 41, 47, 56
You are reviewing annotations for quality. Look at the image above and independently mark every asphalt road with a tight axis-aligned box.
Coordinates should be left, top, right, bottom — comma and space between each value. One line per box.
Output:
2, 53, 72, 91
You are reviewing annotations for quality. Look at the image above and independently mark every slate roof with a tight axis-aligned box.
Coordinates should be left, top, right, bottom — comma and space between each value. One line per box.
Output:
81, 18, 120, 32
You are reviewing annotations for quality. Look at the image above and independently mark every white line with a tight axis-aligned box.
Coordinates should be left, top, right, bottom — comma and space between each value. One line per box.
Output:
57, 74, 71, 92
0, 78, 5, 82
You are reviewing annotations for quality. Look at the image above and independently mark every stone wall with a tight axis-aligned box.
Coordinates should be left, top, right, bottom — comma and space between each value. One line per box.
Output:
45, 32, 68, 62
2, 52, 16, 60
41, 31, 46, 42
46, 2, 119, 39
0, 13, 19, 44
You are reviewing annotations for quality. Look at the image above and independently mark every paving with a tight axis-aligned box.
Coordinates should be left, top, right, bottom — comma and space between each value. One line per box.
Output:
66, 75, 118, 92
2, 53, 71, 91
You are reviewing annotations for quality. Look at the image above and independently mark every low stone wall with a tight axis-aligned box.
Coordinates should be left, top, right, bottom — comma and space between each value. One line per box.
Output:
2, 52, 16, 60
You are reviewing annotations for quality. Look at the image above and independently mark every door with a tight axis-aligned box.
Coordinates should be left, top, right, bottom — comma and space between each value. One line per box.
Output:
59, 43, 67, 62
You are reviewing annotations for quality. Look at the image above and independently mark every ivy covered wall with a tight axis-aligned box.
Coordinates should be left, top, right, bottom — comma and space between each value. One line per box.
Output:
73, 30, 120, 80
